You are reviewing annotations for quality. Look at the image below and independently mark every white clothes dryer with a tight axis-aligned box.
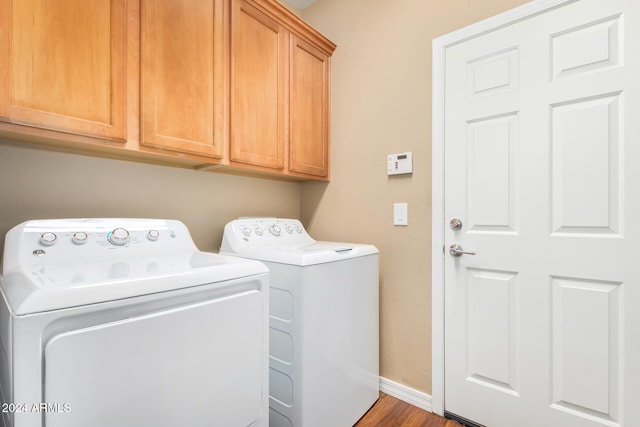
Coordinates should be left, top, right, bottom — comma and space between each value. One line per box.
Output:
220, 218, 379, 427
0, 218, 269, 427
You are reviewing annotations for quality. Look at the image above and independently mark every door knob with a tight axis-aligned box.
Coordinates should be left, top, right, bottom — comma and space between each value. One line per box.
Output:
449, 243, 476, 257
449, 218, 463, 230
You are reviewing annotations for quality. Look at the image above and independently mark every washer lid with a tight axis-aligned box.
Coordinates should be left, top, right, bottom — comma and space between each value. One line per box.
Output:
0, 218, 268, 315
0, 251, 267, 315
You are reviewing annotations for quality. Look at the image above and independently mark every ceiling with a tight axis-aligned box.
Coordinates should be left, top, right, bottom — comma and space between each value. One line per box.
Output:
285, 0, 318, 9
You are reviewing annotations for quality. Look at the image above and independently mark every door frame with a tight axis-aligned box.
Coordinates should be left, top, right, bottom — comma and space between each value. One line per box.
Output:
430, 0, 578, 416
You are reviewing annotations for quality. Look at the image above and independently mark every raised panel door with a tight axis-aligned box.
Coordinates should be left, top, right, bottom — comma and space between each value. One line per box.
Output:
140, 0, 226, 159
0, 0, 126, 141
443, 1, 640, 426
289, 35, 330, 178
229, 0, 286, 170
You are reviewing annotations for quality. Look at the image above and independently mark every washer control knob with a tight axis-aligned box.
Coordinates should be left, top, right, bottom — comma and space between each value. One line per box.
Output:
147, 230, 160, 241
269, 224, 282, 236
72, 232, 88, 245
286, 225, 294, 234
108, 228, 130, 246
255, 227, 264, 236
295, 225, 303, 233
40, 232, 57, 246
242, 226, 252, 237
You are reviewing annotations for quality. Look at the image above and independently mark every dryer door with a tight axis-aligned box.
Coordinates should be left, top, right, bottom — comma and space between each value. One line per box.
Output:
42, 288, 265, 427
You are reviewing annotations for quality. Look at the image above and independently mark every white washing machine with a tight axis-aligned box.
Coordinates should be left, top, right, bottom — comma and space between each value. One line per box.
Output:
0, 218, 269, 427
220, 218, 379, 427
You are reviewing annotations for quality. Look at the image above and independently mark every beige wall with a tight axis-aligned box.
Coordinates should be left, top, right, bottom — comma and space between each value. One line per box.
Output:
300, 0, 529, 394
0, 142, 300, 252
277, 0, 302, 16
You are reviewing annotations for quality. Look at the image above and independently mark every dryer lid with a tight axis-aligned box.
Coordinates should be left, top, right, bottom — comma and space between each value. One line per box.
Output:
224, 241, 379, 266
220, 218, 378, 266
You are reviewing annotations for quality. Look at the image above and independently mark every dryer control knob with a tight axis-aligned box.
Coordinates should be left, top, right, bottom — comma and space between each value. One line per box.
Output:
147, 230, 160, 241
286, 225, 294, 234
242, 226, 252, 237
72, 232, 88, 245
255, 227, 264, 236
40, 232, 57, 246
108, 228, 130, 246
295, 225, 303, 233
269, 224, 281, 236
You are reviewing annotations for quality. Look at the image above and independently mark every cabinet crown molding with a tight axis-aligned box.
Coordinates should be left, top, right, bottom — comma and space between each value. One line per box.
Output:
247, 0, 336, 54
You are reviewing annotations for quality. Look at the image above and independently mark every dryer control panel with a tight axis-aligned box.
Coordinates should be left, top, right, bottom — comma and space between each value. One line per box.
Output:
220, 218, 314, 251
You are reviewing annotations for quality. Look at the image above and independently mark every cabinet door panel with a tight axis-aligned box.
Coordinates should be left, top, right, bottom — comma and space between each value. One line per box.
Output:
230, 0, 285, 170
141, 0, 226, 159
289, 36, 330, 178
0, 0, 126, 141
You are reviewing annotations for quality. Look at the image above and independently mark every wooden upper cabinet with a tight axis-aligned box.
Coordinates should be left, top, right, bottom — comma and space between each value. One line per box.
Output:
229, 0, 286, 170
0, 0, 335, 178
289, 36, 330, 178
140, 0, 227, 159
0, 0, 127, 141
231, 0, 335, 179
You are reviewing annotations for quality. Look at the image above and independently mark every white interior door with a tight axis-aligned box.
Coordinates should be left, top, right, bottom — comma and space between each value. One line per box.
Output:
441, 0, 640, 426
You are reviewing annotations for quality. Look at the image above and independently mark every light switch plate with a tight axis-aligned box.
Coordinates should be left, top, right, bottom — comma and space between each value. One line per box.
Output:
394, 203, 408, 226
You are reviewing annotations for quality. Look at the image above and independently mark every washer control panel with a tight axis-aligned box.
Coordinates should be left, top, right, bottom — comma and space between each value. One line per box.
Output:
3, 219, 197, 269
221, 218, 313, 251
34, 226, 169, 250
34, 227, 171, 250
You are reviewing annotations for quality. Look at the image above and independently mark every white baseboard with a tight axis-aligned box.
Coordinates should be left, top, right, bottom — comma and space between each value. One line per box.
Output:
378, 377, 433, 412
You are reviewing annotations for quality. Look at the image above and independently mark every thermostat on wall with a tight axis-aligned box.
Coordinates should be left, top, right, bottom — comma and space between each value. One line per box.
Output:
387, 152, 413, 175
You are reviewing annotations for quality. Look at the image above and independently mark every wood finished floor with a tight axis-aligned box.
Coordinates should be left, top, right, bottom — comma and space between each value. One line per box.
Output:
354, 393, 461, 427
